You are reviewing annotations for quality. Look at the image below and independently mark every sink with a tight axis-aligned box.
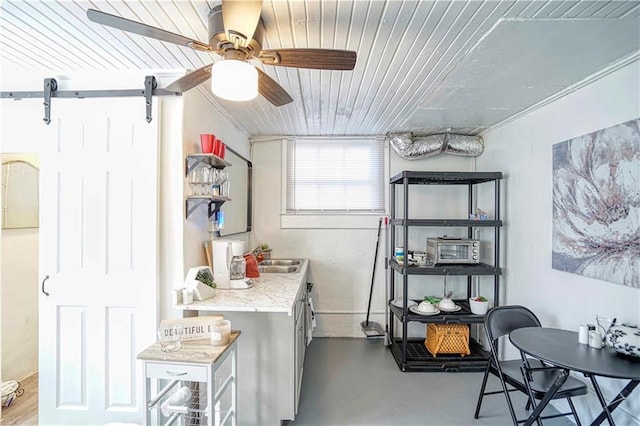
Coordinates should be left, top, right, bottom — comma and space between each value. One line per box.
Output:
258, 265, 300, 273
258, 259, 303, 273
259, 259, 302, 266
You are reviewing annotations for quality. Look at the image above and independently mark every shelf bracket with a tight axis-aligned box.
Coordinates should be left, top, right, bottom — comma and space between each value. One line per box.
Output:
185, 197, 229, 220
185, 198, 208, 218
43, 78, 57, 125
185, 157, 204, 176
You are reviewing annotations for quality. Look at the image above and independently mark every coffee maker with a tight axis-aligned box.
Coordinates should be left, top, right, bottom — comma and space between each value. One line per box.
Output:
212, 240, 254, 289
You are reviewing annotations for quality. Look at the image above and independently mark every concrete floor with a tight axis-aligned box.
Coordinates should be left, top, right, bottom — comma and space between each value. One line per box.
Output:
290, 338, 575, 426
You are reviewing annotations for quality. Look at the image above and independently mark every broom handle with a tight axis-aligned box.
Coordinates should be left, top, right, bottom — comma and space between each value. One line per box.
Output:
365, 217, 383, 325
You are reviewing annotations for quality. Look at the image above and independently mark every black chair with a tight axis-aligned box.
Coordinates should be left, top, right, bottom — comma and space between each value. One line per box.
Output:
474, 305, 587, 425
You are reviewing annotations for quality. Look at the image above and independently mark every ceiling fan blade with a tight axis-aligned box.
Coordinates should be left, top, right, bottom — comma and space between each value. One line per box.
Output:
166, 64, 213, 92
221, 0, 263, 45
86, 9, 212, 52
260, 49, 357, 70
257, 69, 293, 106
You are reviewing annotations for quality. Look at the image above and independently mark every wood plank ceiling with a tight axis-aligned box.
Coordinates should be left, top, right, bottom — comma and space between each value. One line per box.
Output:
1, 1, 639, 137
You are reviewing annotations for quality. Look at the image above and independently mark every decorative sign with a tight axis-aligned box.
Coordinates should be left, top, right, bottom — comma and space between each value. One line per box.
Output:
160, 315, 225, 341
552, 118, 639, 287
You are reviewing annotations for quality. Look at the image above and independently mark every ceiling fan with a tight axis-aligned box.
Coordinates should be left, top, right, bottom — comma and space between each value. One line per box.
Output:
86, 0, 357, 106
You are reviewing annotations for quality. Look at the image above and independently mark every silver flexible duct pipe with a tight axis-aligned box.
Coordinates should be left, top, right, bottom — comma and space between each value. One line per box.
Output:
387, 132, 484, 160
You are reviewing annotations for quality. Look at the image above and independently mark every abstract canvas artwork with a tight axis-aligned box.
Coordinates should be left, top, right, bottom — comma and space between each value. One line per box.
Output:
552, 118, 640, 288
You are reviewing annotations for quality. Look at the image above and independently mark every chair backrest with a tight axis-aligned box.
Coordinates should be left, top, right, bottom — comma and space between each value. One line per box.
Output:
485, 305, 542, 345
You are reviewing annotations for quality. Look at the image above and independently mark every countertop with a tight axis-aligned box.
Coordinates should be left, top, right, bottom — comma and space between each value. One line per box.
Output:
137, 331, 240, 364
175, 259, 309, 316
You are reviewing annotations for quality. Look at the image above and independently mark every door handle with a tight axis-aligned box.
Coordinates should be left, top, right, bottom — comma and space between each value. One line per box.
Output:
42, 275, 50, 296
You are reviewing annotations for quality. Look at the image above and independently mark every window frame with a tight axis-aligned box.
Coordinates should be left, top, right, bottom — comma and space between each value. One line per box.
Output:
280, 137, 388, 229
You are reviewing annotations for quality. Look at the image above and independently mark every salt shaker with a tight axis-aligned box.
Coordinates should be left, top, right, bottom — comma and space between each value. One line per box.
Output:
578, 324, 589, 344
589, 330, 603, 349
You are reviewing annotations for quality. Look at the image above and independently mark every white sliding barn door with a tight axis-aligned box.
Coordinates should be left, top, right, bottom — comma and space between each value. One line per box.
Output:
39, 98, 159, 425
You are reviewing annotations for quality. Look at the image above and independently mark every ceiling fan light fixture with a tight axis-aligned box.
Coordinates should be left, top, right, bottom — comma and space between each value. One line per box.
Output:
211, 59, 258, 102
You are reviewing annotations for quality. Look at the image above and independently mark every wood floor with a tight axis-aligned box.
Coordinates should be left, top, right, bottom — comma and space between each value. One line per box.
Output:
0, 372, 37, 426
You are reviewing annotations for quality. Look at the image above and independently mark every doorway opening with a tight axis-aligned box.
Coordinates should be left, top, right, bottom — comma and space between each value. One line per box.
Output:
1, 154, 39, 425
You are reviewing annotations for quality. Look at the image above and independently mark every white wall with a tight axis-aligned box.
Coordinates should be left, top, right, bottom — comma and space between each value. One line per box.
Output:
1, 228, 38, 381
158, 88, 251, 321
251, 138, 476, 337
158, 96, 186, 322
181, 89, 250, 267
477, 59, 640, 424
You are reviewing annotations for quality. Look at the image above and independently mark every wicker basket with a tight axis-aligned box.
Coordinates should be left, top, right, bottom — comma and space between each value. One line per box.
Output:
424, 323, 470, 357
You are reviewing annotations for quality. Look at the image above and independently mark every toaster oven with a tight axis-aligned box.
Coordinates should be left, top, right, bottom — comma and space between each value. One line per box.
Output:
426, 237, 480, 264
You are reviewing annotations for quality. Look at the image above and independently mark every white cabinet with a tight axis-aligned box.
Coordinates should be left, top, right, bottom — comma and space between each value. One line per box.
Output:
182, 266, 309, 425
138, 333, 239, 426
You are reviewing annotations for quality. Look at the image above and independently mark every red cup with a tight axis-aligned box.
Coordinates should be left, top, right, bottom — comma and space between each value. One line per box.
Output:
219, 142, 226, 159
212, 138, 222, 157
200, 134, 215, 153
213, 139, 224, 157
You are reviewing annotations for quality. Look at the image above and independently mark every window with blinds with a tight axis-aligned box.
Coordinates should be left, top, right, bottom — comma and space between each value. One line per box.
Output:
285, 138, 385, 213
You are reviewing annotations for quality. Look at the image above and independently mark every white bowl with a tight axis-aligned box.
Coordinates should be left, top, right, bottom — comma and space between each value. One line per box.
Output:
469, 298, 489, 315
417, 301, 437, 313
438, 298, 456, 310
391, 299, 417, 308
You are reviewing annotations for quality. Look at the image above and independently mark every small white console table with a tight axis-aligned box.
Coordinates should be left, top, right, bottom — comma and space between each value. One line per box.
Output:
137, 331, 240, 426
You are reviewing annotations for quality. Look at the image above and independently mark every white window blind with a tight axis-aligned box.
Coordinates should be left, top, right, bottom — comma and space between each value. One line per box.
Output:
286, 138, 385, 212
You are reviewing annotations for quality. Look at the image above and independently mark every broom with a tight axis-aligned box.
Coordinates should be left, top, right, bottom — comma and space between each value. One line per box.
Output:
360, 217, 385, 338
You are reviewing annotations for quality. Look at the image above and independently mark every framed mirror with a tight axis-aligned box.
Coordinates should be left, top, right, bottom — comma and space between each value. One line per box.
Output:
2, 158, 39, 229
219, 146, 252, 236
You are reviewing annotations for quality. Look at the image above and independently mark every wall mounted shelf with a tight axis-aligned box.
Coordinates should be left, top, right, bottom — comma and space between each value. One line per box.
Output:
185, 154, 231, 176
184, 153, 232, 220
